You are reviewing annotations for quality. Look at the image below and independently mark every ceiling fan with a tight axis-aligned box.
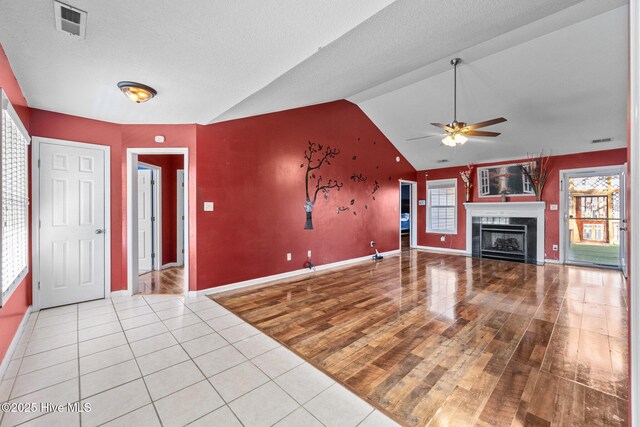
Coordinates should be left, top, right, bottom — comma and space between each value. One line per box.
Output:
409, 58, 506, 146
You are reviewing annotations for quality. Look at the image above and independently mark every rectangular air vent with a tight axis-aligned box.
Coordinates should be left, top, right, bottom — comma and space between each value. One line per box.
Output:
53, 1, 87, 38
591, 137, 613, 144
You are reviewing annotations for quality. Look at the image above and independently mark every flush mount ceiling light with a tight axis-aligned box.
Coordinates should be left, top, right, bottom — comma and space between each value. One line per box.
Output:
117, 81, 157, 103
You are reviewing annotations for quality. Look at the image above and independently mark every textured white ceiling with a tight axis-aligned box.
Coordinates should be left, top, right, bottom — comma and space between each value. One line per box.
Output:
356, 5, 628, 170
0, 0, 629, 169
0, 0, 394, 124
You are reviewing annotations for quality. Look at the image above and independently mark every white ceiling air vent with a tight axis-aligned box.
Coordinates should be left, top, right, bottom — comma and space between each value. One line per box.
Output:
591, 137, 613, 144
53, 1, 87, 39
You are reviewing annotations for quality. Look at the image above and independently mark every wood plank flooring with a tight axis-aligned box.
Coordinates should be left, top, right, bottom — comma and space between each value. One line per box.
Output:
212, 251, 628, 426
138, 266, 184, 294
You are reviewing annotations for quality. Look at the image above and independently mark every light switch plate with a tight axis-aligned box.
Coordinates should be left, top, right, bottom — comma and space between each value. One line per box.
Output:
204, 202, 214, 211
418, 200, 426, 206
550, 204, 558, 211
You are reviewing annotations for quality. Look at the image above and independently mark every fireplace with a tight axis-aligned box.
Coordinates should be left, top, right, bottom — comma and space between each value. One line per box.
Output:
480, 224, 527, 262
465, 202, 545, 265
471, 217, 538, 264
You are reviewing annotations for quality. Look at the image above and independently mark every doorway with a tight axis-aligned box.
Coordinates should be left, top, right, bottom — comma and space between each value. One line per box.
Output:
127, 149, 189, 296
176, 169, 185, 267
399, 180, 417, 250
137, 162, 160, 275
32, 137, 111, 310
560, 165, 627, 272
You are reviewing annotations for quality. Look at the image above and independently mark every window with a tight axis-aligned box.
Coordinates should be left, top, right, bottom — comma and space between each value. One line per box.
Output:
583, 223, 605, 241
578, 196, 608, 218
1, 90, 30, 306
427, 179, 457, 234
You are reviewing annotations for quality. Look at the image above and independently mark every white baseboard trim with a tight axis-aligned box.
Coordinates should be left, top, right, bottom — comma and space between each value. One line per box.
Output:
544, 258, 562, 264
0, 305, 32, 381
162, 262, 179, 269
191, 249, 401, 298
414, 245, 469, 256
110, 290, 131, 298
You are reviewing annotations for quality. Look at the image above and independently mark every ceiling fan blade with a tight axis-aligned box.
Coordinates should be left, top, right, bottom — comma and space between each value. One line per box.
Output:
463, 117, 507, 131
430, 122, 455, 132
406, 134, 442, 141
464, 130, 501, 137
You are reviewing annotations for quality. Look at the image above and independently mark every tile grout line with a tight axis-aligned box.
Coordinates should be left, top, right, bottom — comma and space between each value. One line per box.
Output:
108, 296, 163, 427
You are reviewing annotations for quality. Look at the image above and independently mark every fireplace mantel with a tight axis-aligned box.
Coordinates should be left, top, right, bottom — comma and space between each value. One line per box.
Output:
464, 202, 546, 264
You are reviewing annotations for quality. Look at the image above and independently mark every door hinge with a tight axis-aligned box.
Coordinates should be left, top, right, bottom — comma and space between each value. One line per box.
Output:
182, 249, 184, 254
38, 281, 40, 290
39, 220, 41, 228
37, 159, 41, 168
151, 216, 155, 222
151, 253, 156, 259
151, 180, 155, 185
182, 215, 184, 220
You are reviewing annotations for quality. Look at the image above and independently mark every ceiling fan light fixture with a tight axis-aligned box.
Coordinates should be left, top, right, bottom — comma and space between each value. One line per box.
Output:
442, 133, 468, 147
117, 81, 157, 103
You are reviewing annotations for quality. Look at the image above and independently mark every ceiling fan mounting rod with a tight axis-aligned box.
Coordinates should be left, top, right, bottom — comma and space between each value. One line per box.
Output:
451, 58, 461, 124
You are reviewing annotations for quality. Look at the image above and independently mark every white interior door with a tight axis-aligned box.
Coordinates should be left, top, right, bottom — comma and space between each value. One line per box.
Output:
39, 142, 105, 308
177, 170, 185, 266
138, 169, 153, 274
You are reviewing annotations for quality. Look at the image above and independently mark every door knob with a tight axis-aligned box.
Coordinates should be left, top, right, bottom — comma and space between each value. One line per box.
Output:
95, 229, 106, 234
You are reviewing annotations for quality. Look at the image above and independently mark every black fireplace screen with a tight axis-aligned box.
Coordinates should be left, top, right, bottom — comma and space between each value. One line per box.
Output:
479, 224, 528, 262
481, 230, 525, 253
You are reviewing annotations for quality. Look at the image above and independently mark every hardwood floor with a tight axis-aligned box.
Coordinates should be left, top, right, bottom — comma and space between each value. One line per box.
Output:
138, 266, 184, 294
212, 251, 628, 426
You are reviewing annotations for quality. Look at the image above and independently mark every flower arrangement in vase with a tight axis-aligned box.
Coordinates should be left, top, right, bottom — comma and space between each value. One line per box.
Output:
519, 152, 551, 201
459, 164, 474, 202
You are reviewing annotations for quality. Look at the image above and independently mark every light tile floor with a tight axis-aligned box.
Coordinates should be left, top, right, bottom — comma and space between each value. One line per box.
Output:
0, 294, 398, 427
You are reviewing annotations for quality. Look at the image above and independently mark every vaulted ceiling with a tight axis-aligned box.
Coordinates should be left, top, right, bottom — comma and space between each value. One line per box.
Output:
0, 0, 629, 169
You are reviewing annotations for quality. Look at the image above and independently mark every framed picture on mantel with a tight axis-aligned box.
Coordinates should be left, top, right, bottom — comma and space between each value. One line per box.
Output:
477, 162, 535, 197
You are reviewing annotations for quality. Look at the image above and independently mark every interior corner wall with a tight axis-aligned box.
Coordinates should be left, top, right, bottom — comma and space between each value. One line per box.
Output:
195, 100, 416, 289
417, 148, 628, 259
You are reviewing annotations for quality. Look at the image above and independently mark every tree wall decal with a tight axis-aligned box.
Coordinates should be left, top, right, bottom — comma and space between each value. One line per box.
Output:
302, 140, 343, 230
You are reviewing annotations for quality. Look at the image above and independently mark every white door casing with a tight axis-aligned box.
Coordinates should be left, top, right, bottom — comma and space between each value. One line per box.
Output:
177, 169, 185, 267
127, 148, 188, 296
36, 140, 107, 309
138, 169, 153, 274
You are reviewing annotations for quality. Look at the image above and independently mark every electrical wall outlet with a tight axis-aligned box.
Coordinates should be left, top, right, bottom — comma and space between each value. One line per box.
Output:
440, 236, 446, 242
307, 250, 312, 258
370, 241, 375, 247
550, 204, 558, 211
286, 253, 292, 261
203, 202, 214, 211
553, 244, 558, 251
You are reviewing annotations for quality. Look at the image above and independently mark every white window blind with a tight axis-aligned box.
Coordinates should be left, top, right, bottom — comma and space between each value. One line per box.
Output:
427, 179, 457, 234
1, 90, 30, 306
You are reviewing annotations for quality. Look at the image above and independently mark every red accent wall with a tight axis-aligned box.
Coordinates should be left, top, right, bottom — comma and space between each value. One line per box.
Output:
138, 154, 184, 265
417, 148, 628, 260
0, 45, 30, 362
29, 100, 412, 292
196, 100, 415, 288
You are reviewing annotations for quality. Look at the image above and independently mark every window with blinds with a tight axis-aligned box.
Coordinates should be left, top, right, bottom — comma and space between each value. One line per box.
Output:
1, 90, 30, 306
427, 179, 457, 234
